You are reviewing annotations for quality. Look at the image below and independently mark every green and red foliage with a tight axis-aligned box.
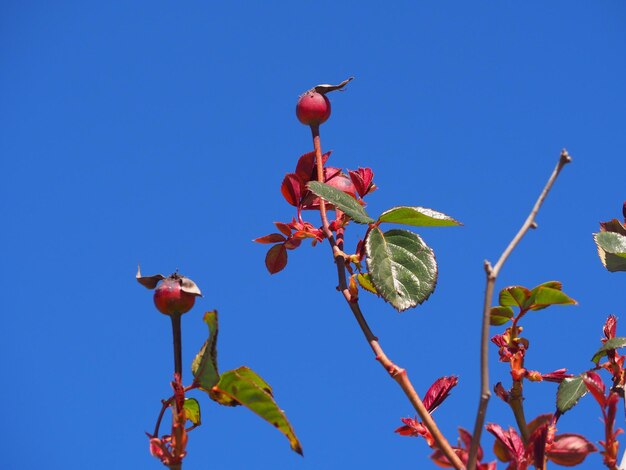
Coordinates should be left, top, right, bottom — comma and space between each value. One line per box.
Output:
138, 77, 626, 469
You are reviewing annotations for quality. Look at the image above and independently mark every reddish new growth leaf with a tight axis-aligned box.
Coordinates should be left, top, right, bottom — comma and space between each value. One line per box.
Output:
348, 167, 376, 198
281, 173, 302, 207
546, 433, 597, 467
256, 218, 325, 274
422, 376, 459, 413
295, 150, 329, 182
494, 382, 510, 403
583, 371, 606, 407
394, 417, 434, 446
603, 314, 617, 341
540, 368, 572, 383
286, 150, 357, 211
395, 377, 460, 458
487, 423, 527, 469
254, 233, 287, 244
265, 244, 287, 274
430, 428, 496, 469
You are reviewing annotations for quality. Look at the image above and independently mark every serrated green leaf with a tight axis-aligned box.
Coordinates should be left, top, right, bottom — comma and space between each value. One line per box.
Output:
365, 228, 437, 312
191, 311, 220, 391
594, 232, 626, 272
591, 337, 626, 364
490, 306, 514, 326
527, 286, 577, 311
557, 375, 588, 413
377, 206, 462, 227
535, 280, 563, 291
183, 398, 201, 425
356, 273, 378, 295
307, 181, 374, 224
212, 366, 303, 455
499, 286, 531, 309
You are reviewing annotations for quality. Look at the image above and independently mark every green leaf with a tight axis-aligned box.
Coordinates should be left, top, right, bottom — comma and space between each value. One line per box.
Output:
365, 228, 437, 312
557, 375, 588, 413
191, 311, 220, 391
591, 337, 626, 364
183, 398, 201, 426
535, 280, 563, 291
594, 232, 626, 272
490, 306, 514, 326
499, 286, 531, 309
212, 366, 303, 455
307, 181, 375, 224
356, 273, 378, 295
527, 286, 577, 311
378, 206, 462, 227
231, 366, 273, 395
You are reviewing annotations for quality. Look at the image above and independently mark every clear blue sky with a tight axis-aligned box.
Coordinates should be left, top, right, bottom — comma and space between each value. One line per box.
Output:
2, 2, 625, 469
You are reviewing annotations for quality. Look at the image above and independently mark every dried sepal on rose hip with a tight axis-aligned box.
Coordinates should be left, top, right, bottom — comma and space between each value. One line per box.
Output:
136, 265, 202, 315
295, 77, 353, 126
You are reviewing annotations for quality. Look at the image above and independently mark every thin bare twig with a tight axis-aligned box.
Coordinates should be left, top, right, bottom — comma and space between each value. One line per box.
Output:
310, 125, 465, 469
466, 149, 572, 470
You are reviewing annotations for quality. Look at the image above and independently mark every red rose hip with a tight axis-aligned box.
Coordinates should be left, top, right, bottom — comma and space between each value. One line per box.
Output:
137, 267, 203, 316
296, 91, 331, 126
154, 277, 196, 315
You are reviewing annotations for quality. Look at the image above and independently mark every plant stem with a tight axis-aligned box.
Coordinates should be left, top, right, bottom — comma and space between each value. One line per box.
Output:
153, 397, 174, 437
171, 314, 183, 379
509, 380, 530, 443
309, 124, 464, 470
466, 149, 572, 470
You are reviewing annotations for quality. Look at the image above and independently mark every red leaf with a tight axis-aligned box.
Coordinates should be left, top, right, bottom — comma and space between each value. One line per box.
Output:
325, 172, 357, 199
254, 233, 287, 244
284, 238, 302, 250
274, 222, 292, 237
430, 448, 464, 468
583, 371, 606, 407
323, 166, 342, 182
604, 314, 617, 340
295, 151, 316, 181
494, 382, 510, 403
395, 417, 434, 446
348, 167, 375, 198
458, 427, 482, 460
295, 151, 330, 182
547, 433, 597, 466
606, 391, 620, 430
423, 376, 458, 413
541, 368, 572, 383
527, 421, 549, 468
486, 423, 526, 466
281, 173, 302, 206
265, 244, 287, 274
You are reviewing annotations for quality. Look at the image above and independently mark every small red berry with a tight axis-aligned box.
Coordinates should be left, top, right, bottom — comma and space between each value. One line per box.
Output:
137, 267, 202, 316
296, 91, 331, 126
154, 277, 196, 315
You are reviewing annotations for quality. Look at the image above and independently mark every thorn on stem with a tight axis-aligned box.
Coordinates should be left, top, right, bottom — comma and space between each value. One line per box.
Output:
530, 221, 538, 229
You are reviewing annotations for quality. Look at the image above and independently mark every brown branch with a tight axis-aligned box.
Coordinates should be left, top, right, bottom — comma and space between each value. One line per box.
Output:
466, 149, 572, 470
309, 125, 464, 469
171, 314, 183, 379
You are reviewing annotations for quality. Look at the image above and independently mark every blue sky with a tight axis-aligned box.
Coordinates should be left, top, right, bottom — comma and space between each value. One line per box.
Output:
2, 2, 626, 469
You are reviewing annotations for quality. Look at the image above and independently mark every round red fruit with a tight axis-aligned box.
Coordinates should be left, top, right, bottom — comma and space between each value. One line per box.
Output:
154, 278, 196, 315
296, 91, 331, 126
